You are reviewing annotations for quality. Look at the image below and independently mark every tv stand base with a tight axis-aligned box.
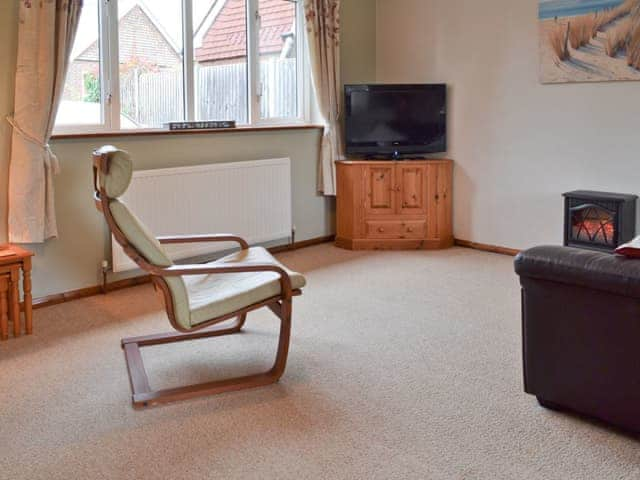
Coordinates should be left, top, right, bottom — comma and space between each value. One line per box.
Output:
336, 237, 454, 251
336, 159, 454, 251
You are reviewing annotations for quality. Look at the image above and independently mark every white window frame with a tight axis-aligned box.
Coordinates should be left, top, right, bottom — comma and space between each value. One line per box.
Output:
54, 0, 310, 134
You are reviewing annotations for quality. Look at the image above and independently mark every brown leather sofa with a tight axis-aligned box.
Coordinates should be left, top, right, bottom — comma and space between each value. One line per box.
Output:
515, 245, 640, 433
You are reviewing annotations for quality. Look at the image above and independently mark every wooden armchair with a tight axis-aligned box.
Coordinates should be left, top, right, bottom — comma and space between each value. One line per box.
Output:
93, 146, 305, 408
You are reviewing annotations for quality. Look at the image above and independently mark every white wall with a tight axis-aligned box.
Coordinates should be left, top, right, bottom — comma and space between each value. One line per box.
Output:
376, 0, 640, 250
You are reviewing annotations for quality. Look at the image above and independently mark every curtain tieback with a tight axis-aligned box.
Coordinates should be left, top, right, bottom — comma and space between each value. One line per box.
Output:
5, 115, 60, 174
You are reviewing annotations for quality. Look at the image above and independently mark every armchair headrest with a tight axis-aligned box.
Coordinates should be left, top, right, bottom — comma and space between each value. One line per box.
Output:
93, 145, 133, 199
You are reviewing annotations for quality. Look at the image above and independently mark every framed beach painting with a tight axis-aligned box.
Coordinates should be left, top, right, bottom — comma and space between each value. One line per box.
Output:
539, 0, 640, 83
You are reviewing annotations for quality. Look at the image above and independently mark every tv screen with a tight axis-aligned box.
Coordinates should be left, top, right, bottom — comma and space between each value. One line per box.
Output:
344, 84, 447, 157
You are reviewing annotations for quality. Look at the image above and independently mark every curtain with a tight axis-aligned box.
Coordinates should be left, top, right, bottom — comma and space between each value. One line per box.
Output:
304, 0, 342, 196
6, 0, 83, 243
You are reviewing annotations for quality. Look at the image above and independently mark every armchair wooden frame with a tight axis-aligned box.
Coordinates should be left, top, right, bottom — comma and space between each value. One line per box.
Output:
93, 148, 301, 408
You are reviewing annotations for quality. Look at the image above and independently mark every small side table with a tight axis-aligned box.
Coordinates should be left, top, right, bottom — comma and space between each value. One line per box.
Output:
0, 245, 34, 338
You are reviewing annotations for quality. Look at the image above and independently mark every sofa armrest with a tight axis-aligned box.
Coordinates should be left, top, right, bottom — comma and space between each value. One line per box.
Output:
515, 245, 640, 298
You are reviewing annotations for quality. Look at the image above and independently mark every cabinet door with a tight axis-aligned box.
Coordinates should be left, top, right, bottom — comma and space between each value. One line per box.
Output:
436, 162, 453, 241
397, 165, 427, 216
426, 162, 453, 240
364, 165, 396, 216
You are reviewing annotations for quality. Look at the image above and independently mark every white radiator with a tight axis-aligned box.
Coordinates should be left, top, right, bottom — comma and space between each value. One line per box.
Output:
111, 158, 292, 273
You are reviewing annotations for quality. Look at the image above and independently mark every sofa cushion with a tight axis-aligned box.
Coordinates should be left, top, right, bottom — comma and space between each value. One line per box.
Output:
515, 245, 640, 299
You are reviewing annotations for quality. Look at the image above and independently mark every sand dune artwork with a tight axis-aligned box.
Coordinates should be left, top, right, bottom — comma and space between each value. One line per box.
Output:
539, 0, 640, 83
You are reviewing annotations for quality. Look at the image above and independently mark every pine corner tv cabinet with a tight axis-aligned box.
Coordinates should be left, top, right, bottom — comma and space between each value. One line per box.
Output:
335, 159, 453, 251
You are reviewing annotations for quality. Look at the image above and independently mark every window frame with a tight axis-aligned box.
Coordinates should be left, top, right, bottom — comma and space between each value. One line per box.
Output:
54, 0, 310, 135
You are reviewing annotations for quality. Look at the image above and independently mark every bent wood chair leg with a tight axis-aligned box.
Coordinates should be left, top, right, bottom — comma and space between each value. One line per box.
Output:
121, 303, 291, 409
235, 313, 247, 331
122, 315, 247, 348
270, 298, 292, 380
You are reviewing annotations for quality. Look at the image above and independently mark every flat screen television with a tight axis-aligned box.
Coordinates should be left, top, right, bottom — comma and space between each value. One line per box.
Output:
344, 84, 447, 158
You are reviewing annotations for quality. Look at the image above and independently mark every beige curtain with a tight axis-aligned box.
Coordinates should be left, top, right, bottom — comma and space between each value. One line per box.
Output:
7, 0, 83, 243
304, 0, 342, 196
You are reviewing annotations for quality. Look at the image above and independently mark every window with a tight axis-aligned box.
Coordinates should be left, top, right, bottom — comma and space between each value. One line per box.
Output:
257, 0, 299, 120
55, 0, 308, 133
192, 0, 249, 124
57, 0, 104, 127
118, 0, 185, 129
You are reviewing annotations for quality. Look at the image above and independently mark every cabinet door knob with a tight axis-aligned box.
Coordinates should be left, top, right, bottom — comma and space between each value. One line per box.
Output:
407, 227, 414, 233
378, 227, 385, 233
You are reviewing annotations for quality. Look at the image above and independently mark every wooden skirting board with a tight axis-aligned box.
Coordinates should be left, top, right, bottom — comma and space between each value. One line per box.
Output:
31, 235, 335, 311
267, 235, 335, 254
454, 239, 520, 257
31, 275, 152, 310
30, 235, 518, 311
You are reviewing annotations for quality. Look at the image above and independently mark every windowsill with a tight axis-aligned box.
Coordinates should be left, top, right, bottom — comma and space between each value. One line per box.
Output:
51, 124, 324, 140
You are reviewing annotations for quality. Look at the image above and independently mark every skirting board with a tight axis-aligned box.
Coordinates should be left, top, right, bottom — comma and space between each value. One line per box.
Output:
31, 276, 152, 310
30, 235, 516, 310
454, 239, 520, 257
30, 235, 335, 311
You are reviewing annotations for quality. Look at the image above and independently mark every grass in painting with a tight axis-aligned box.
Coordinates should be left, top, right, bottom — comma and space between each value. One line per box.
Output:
548, 0, 640, 69
548, 21, 571, 60
605, 17, 632, 56
626, 7, 640, 68
602, 3, 640, 65
569, 15, 596, 49
595, 0, 640, 30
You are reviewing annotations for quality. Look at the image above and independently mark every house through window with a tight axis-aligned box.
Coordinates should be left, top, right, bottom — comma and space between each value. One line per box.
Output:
55, 0, 307, 133
193, 0, 249, 124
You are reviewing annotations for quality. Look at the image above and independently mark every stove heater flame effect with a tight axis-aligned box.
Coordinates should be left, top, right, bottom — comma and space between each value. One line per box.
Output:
572, 211, 615, 245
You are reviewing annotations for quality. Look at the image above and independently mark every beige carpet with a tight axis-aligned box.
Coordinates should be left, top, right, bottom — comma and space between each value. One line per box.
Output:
1, 244, 639, 479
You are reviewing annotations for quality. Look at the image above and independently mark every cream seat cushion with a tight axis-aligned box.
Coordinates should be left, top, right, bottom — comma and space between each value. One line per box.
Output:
101, 147, 305, 329
109, 198, 305, 329
108, 199, 191, 328
98, 146, 133, 198
185, 246, 306, 327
